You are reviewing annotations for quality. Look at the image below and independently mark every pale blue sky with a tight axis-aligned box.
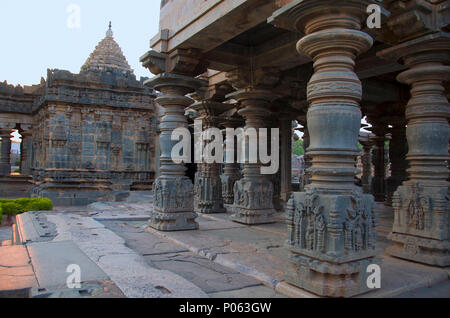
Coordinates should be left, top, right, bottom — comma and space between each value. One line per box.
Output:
0, 0, 161, 86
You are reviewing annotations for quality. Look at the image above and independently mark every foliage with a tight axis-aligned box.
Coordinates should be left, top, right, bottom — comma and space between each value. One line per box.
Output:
293, 139, 305, 156
0, 198, 53, 218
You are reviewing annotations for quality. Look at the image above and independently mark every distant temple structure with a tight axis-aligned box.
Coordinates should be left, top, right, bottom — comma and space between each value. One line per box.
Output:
0, 24, 157, 205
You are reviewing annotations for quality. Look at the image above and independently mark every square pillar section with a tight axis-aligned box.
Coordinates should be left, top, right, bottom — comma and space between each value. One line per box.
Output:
270, 0, 382, 297
145, 73, 206, 231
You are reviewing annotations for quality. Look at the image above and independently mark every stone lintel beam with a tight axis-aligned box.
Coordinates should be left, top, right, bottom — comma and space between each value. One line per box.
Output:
144, 72, 207, 231
379, 32, 450, 267
269, 0, 384, 298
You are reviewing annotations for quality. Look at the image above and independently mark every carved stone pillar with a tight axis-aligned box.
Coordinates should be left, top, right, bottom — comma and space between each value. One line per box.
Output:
302, 127, 311, 187
221, 118, 243, 206
379, 33, 450, 267
0, 129, 12, 176
145, 73, 205, 231
190, 101, 233, 214
280, 116, 293, 202
270, 0, 381, 297
370, 121, 388, 202
20, 129, 33, 176
386, 117, 408, 206
227, 89, 277, 225
359, 136, 373, 195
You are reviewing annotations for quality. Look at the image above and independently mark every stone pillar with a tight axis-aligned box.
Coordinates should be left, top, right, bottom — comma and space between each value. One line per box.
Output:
270, 0, 381, 297
221, 118, 243, 206
386, 118, 408, 206
379, 33, 450, 267
20, 129, 33, 176
280, 116, 293, 202
0, 129, 12, 176
302, 127, 311, 188
227, 89, 276, 225
190, 101, 233, 214
360, 140, 373, 194
370, 122, 388, 202
145, 73, 206, 231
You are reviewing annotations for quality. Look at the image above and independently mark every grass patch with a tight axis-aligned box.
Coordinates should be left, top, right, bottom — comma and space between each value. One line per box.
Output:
0, 198, 53, 219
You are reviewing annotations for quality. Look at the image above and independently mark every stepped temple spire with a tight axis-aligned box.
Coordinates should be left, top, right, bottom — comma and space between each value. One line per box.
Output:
81, 22, 133, 74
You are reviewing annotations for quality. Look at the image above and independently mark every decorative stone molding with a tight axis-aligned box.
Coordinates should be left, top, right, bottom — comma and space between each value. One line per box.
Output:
379, 32, 450, 267
270, 0, 383, 297
144, 73, 207, 231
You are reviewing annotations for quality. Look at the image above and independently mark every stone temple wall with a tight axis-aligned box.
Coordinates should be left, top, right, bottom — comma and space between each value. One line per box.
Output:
28, 69, 157, 206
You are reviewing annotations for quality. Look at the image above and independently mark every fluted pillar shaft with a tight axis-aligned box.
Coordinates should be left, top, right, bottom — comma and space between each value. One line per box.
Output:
380, 34, 450, 267
0, 130, 12, 176
227, 89, 276, 225
146, 73, 205, 231
270, 0, 381, 297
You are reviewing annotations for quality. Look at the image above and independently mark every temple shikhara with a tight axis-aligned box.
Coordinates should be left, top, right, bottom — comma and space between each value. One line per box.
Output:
0, 0, 449, 298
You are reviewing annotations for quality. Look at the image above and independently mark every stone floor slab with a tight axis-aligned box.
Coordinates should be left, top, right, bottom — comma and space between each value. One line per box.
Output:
0, 245, 38, 292
27, 241, 110, 288
145, 251, 263, 293
209, 285, 286, 299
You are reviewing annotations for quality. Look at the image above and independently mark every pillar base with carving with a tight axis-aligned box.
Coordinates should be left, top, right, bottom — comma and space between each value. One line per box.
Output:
387, 182, 449, 267
194, 171, 226, 214
231, 176, 276, 225
151, 176, 198, 231
285, 189, 380, 297
221, 172, 241, 206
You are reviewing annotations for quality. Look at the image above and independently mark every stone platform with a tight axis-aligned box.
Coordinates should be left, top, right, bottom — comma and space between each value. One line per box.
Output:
1, 196, 449, 298
0, 175, 32, 199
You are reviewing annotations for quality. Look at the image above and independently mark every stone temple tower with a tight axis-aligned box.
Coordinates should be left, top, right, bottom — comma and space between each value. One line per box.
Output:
28, 23, 157, 206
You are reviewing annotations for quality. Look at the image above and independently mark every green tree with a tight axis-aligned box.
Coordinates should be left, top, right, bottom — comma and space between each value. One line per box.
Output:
293, 139, 305, 156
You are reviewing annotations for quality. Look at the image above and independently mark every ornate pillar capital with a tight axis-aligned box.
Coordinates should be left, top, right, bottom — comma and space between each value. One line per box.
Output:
141, 48, 207, 77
